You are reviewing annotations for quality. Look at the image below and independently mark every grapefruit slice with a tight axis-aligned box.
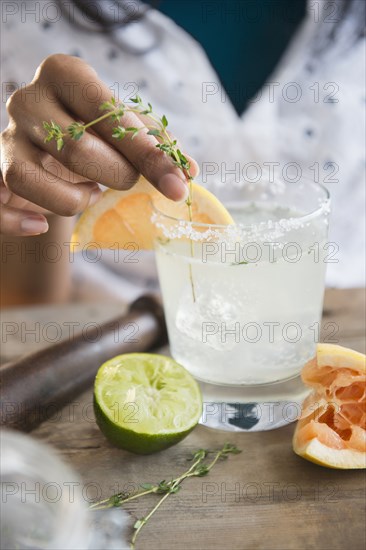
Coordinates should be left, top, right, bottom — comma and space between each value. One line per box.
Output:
293, 344, 366, 469
71, 177, 233, 250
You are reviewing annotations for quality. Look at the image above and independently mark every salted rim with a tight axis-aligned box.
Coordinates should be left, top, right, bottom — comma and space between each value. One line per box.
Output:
151, 181, 330, 231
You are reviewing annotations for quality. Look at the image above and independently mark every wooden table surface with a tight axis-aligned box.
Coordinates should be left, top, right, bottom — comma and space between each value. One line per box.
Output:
1, 288, 365, 550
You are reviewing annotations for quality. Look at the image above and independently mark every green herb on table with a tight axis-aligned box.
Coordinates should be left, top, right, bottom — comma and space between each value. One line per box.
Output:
89, 443, 241, 549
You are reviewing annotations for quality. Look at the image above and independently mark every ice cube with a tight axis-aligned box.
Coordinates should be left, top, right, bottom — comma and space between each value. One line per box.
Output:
175, 285, 241, 351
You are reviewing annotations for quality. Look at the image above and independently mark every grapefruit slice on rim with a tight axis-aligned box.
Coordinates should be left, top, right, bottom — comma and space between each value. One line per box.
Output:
293, 343, 366, 469
71, 176, 233, 250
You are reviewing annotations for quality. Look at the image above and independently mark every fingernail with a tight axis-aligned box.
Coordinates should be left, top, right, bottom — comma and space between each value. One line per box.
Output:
191, 159, 200, 177
21, 216, 49, 235
185, 155, 200, 177
159, 174, 189, 202
88, 187, 102, 206
0, 187, 11, 204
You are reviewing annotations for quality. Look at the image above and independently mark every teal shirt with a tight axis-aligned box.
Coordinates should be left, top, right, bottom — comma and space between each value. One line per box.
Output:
158, 0, 306, 114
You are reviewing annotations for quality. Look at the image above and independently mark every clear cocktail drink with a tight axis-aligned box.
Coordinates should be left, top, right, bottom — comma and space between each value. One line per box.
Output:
153, 180, 330, 430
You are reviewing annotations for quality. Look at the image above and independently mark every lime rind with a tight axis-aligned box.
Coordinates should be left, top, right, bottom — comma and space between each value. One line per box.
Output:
94, 398, 197, 455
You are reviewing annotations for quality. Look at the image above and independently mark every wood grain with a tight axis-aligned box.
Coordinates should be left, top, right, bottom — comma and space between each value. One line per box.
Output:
2, 289, 365, 550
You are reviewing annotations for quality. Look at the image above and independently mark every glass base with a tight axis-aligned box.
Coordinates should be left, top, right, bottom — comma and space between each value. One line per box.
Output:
198, 375, 309, 432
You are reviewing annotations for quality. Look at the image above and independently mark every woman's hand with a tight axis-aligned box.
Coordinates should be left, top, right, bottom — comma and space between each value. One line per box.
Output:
0, 54, 198, 236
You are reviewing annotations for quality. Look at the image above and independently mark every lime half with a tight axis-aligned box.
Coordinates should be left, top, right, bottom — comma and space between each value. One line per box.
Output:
94, 353, 202, 454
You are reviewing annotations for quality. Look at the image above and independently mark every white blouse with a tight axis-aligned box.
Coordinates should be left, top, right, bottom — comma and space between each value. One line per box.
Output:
1, 0, 365, 287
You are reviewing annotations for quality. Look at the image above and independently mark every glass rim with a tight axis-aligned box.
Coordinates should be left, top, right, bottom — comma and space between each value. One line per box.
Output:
151, 180, 330, 230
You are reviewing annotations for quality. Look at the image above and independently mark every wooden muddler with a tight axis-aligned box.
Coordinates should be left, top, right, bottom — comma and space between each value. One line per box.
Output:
0, 295, 167, 432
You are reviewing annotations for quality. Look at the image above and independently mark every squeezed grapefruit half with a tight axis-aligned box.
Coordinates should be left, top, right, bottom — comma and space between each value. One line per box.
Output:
293, 343, 366, 469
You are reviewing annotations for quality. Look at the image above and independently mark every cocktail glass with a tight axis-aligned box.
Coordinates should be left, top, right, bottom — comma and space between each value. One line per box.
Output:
152, 179, 330, 431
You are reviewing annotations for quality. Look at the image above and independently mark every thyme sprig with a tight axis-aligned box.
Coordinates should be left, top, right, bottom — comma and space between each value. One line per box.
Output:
43, 95, 196, 300
89, 443, 241, 548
